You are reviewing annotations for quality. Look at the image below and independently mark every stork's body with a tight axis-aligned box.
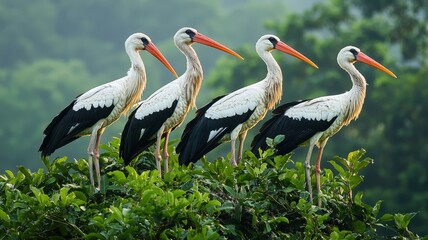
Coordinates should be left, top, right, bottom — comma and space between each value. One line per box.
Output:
39, 33, 177, 190
119, 27, 243, 176
177, 35, 318, 166
251, 46, 397, 206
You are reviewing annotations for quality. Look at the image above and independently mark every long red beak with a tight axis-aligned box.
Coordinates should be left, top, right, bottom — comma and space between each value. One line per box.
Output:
275, 41, 318, 69
192, 33, 244, 60
145, 43, 178, 78
356, 52, 397, 78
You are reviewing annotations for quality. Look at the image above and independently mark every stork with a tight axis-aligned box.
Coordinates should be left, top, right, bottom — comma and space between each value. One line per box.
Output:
177, 35, 318, 166
251, 46, 397, 206
39, 33, 178, 191
119, 27, 243, 177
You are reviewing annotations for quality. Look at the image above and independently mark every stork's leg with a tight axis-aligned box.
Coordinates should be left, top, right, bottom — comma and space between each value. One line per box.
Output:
230, 124, 243, 167
315, 139, 328, 207
237, 131, 248, 164
155, 126, 165, 177
315, 146, 324, 207
305, 144, 315, 204
87, 125, 103, 191
93, 130, 104, 191
87, 134, 96, 188
230, 138, 238, 167
162, 129, 171, 173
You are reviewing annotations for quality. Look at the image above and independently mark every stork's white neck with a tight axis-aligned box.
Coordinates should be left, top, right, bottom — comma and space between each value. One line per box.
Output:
123, 48, 147, 113
127, 48, 146, 71
177, 42, 203, 108
342, 62, 367, 125
258, 49, 283, 110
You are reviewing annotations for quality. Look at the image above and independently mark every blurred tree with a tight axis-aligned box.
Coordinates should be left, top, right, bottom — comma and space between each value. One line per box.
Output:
207, 0, 428, 234
0, 59, 97, 170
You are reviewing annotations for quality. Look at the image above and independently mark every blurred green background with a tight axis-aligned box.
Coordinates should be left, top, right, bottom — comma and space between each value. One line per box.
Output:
0, 0, 426, 234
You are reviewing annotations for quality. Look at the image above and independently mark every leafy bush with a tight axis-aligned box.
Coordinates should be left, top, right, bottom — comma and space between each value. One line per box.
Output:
0, 138, 425, 239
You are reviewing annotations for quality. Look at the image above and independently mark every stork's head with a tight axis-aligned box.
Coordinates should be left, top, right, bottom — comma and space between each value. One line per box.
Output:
256, 34, 318, 68
174, 27, 243, 60
125, 33, 153, 51
125, 33, 178, 77
256, 35, 281, 52
338, 46, 397, 78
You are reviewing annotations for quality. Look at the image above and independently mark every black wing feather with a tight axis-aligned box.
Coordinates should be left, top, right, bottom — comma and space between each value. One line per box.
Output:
251, 99, 336, 156
177, 95, 256, 165
39, 99, 114, 157
120, 99, 178, 164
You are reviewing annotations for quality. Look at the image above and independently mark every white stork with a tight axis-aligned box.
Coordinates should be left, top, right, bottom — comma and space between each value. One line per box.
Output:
119, 27, 243, 177
39, 33, 178, 191
251, 46, 397, 206
177, 34, 318, 166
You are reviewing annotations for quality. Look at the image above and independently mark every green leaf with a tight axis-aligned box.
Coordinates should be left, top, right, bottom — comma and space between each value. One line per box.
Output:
354, 157, 373, 171
332, 156, 350, 170
18, 166, 32, 180
108, 170, 126, 182
348, 149, 366, 164
329, 160, 347, 176
223, 185, 237, 198
218, 201, 235, 211
109, 206, 123, 222
270, 216, 289, 224
379, 213, 394, 222
349, 175, 363, 189
273, 135, 285, 146
354, 192, 363, 206
353, 220, 366, 233
266, 137, 274, 148
0, 208, 10, 223
373, 200, 383, 217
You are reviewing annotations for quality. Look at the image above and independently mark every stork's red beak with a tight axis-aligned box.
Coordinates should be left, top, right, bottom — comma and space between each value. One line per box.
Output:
356, 52, 397, 78
275, 41, 318, 69
145, 43, 179, 78
192, 33, 244, 60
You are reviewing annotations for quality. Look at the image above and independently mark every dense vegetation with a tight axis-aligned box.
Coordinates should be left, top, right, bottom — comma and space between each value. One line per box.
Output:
0, 0, 426, 235
0, 138, 424, 239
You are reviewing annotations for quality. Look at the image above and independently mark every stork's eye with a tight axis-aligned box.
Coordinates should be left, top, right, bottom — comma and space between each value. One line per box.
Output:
185, 29, 196, 38
349, 48, 358, 58
268, 37, 278, 46
141, 37, 149, 45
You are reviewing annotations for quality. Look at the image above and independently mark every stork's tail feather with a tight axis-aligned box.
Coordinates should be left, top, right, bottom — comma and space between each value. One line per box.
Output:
177, 95, 226, 165
251, 99, 309, 157
39, 101, 78, 157
119, 124, 157, 166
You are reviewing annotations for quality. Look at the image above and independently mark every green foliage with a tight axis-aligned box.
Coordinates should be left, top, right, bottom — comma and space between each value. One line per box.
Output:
0, 139, 424, 239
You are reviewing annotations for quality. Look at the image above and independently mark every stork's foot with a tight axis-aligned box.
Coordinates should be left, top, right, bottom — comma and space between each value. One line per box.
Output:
230, 157, 238, 167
